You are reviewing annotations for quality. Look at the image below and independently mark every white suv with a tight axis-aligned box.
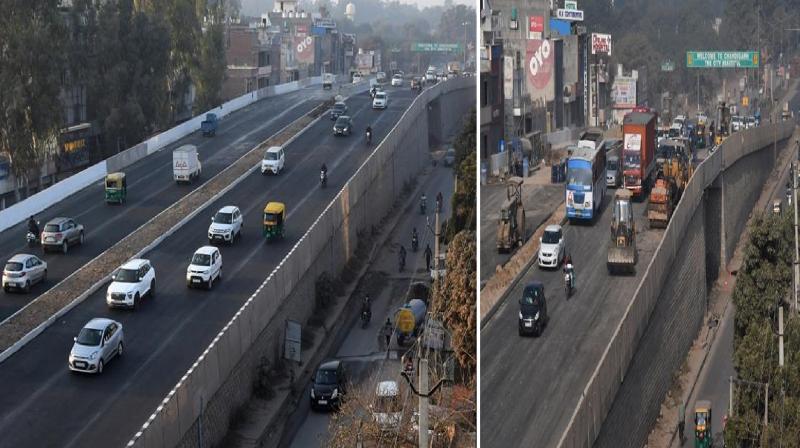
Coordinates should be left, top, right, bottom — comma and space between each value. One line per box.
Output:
538, 224, 566, 269
208, 205, 243, 245
2, 254, 47, 293
186, 246, 222, 289
106, 259, 156, 309
372, 92, 388, 109
68, 318, 123, 374
391, 74, 403, 86
261, 146, 285, 175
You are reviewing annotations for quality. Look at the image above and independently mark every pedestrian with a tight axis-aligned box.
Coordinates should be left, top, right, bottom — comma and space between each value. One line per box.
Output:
383, 318, 392, 349
424, 244, 433, 271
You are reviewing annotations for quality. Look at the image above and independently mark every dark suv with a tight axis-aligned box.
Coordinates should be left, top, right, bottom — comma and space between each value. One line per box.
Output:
310, 360, 347, 411
518, 281, 548, 336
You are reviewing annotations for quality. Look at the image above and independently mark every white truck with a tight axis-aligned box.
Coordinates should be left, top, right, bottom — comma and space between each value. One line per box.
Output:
322, 73, 334, 89
173, 145, 201, 183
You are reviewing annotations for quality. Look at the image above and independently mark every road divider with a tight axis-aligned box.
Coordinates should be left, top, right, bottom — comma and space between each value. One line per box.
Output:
0, 98, 336, 364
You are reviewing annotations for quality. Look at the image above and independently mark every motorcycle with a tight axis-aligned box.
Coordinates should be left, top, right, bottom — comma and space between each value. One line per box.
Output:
26, 231, 38, 248
564, 266, 574, 298
411, 234, 419, 252
320, 170, 327, 188
366, 130, 372, 145
420, 199, 427, 215
361, 309, 371, 328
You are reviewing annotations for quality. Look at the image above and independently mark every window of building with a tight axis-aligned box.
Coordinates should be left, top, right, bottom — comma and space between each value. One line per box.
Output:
258, 51, 269, 67
481, 78, 488, 107
258, 77, 269, 89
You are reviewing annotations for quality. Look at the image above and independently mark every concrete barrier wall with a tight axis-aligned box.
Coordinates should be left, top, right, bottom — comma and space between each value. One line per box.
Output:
126, 76, 474, 448
0, 77, 324, 233
557, 121, 794, 448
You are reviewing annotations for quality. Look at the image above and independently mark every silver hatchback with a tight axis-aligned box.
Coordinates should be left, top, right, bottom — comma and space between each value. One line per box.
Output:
68, 318, 124, 374
41, 217, 85, 254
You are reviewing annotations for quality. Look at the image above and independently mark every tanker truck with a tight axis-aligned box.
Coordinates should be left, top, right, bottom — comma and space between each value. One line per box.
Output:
394, 299, 427, 346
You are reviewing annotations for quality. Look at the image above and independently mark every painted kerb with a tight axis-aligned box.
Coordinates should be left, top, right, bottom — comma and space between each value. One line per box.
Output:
557, 121, 794, 448
126, 77, 474, 448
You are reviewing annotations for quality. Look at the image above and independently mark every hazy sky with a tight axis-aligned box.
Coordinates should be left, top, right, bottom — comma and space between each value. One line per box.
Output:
241, 0, 472, 16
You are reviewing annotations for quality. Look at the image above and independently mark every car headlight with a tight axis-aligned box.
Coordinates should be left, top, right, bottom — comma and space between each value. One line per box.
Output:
310, 389, 315, 398
331, 388, 339, 398
90, 351, 98, 360
519, 311, 523, 320
127, 291, 134, 298
534, 312, 540, 320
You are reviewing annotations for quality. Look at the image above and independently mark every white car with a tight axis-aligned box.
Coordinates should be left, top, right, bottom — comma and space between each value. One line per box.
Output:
538, 224, 565, 269
372, 92, 388, 109
352, 74, 363, 83
372, 380, 402, 430
2, 254, 47, 293
106, 259, 156, 309
69, 318, 123, 374
391, 74, 403, 86
425, 70, 436, 82
186, 246, 222, 289
261, 146, 285, 175
208, 205, 243, 245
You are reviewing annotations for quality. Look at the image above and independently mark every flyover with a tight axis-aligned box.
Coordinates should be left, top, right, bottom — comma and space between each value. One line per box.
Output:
480, 112, 795, 446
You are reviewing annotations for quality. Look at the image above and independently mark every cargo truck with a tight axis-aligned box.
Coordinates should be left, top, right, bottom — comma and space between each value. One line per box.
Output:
622, 112, 657, 199
173, 145, 201, 183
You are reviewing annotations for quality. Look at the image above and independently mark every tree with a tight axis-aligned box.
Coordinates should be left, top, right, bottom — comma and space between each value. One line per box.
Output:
448, 110, 476, 238
193, 3, 227, 113
0, 0, 67, 184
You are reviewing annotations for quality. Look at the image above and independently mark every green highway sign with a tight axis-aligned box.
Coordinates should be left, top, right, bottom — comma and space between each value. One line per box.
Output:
661, 60, 675, 72
411, 42, 462, 52
686, 51, 759, 68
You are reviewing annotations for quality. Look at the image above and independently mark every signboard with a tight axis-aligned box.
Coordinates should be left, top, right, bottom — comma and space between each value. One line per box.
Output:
591, 33, 611, 55
742, 96, 749, 106
294, 35, 315, 64
612, 77, 637, 108
355, 53, 373, 69
503, 56, 514, 99
686, 51, 759, 68
284, 320, 302, 362
565, 0, 578, 9
529, 16, 544, 32
396, 309, 416, 334
624, 133, 641, 151
555, 8, 584, 21
550, 18, 571, 36
661, 60, 675, 72
526, 38, 553, 90
411, 43, 461, 52
313, 17, 337, 29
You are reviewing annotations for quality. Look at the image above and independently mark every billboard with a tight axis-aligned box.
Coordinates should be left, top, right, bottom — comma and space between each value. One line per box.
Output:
526, 38, 553, 91
355, 53, 373, 70
591, 33, 611, 55
612, 77, 637, 108
294, 35, 315, 64
411, 43, 461, 52
504, 56, 514, 99
529, 16, 544, 32
686, 51, 759, 68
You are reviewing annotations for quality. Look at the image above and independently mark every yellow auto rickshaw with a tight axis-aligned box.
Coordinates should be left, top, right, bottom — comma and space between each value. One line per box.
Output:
263, 202, 285, 241
104, 172, 127, 204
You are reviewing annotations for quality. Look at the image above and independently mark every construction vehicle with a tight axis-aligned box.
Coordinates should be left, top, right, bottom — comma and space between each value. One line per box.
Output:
608, 189, 637, 274
497, 177, 526, 253
714, 101, 731, 145
648, 139, 693, 228
647, 175, 677, 228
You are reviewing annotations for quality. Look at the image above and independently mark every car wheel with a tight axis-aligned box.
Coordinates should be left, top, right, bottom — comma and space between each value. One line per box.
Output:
117, 341, 124, 358
150, 280, 156, 298
79, 232, 85, 245
62, 241, 69, 254
133, 293, 140, 309
218, 269, 222, 282
42, 269, 47, 282
207, 275, 214, 290
518, 328, 524, 336
98, 360, 104, 374
24, 281, 30, 293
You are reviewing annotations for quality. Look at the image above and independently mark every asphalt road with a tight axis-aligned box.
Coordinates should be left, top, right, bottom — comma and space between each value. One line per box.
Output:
283, 159, 456, 448
0, 85, 420, 448
480, 192, 663, 447
0, 82, 359, 321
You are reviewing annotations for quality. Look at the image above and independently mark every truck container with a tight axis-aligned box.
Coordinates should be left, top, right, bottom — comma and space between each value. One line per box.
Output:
394, 299, 427, 345
173, 145, 202, 183
200, 113, 218, 137
622, 112, 657, 199
577, 128, 604, 151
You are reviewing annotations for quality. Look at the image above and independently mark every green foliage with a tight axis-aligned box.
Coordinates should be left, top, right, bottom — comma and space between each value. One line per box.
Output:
727, 211, 800, 445
0, 0, 67, 178
448, 110, 476, 240
193, 5, 227, 113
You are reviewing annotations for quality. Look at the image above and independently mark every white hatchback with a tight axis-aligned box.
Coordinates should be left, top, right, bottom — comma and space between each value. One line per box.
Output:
2, 254, 47, 293
538, 224, 566, 268
372, 92, 388, 109
261, 146, 285, 175
186, 246, 222, 289
208, 206, 243, 245
68, 318, 123, 374
106, 259, 156, 309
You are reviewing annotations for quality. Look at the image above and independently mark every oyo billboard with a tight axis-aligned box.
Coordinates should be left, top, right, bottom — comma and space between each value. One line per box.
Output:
294, 35, 315, 64
526, 38, 553, 91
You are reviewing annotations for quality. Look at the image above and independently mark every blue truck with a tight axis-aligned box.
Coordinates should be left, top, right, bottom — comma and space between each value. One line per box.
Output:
201, 113, 218, 137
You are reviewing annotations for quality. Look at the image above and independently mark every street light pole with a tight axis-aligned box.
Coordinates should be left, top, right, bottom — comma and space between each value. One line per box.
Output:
463, 21, 469, 70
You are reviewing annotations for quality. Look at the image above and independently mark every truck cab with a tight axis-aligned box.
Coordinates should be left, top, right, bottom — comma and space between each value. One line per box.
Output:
201, 113, 218, 137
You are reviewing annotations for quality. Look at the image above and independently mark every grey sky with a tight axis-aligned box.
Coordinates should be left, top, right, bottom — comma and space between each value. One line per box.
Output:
240, 0, 472, 16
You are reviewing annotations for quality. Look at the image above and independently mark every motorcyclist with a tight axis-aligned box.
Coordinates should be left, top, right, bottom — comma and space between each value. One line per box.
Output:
361, 294, 371, 319
420, 193, 427, 213
411, 227, 418, 249
320, 163, 328, 186
370, 86, 377, 98
365, 125, 373, 144
436, 191, 443, 212
27, 216, 39, 236
563, 253, 575, 289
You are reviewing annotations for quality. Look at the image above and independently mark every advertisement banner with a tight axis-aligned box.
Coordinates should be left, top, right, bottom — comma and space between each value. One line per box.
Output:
526, 38, 553, 91
529, 16, 544, 33
612, 77, 637, 108
624, 133, 641, 151
504, 56, 514, 100
294, 35, 315, 64
591, 33, 611, 55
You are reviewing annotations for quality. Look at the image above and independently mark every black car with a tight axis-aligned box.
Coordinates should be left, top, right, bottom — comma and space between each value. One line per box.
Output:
333, 115, 352, 136
310, 360, 347, 411
518, 281, 548, 336
330, 102, 347, 120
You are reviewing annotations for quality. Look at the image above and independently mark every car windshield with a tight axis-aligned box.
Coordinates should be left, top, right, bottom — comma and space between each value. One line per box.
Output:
4, 262, 23, 272
375, 394, 401, 413
521, 287, 541, 308
335, 117, 349, 126
567, 159, 592, 188
314, 369, 338, 385
264, 151, 279, 161
214, 212, 232, 224
43, 224, 59, 232
376, 93, 386, 100
446, 149, 455, 157
607, 159, 618, 171
333, 104, 345, 111
114, 268, 139, 283
542, 230, 560, 244
76, 327, 103, 346
192, 253, 211, 266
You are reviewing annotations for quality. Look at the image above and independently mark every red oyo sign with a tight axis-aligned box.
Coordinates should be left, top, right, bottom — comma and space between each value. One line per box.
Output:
527, 39, 553, 90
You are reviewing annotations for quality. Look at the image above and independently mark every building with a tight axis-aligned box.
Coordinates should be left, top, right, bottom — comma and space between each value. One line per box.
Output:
222, 20, 280, 100
480, 40, 504, 161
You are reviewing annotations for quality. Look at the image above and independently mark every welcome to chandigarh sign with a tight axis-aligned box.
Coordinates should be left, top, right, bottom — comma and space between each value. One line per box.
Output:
686, 51, 759, 68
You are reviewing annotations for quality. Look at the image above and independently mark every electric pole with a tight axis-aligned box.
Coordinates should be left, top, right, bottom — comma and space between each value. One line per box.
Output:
794, 159, 799, 313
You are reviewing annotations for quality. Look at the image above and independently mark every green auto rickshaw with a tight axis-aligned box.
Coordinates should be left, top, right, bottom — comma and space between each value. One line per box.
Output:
104, 172, 127, 204
263, 202, 285, 241
694, 400, 713, 448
